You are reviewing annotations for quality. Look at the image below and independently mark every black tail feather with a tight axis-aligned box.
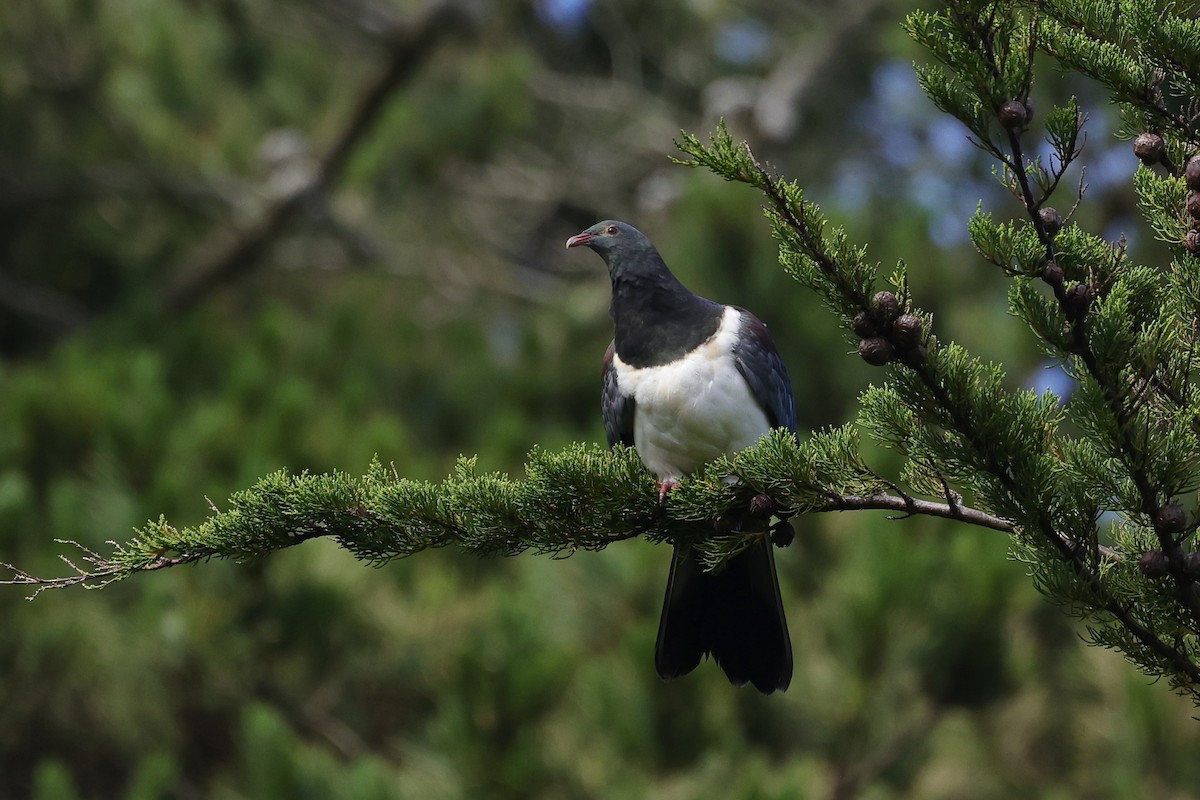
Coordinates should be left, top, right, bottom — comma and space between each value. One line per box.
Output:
654, 538, 792, 694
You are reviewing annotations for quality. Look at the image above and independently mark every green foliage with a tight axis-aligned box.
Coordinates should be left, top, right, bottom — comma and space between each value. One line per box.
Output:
676, 122, 879, 321
671, 1, 1200, 701
969, 206, 1045, 276
1134, 163, 1190, 245
8, 1, 1200, 797
1039, 0, 1200, 141
25, 0, 1200, 707
34, 428, 897, 590
905, 0, 1035, 154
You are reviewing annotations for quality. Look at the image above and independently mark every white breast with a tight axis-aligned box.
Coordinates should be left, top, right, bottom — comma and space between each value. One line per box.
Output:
613, 307, 770, 481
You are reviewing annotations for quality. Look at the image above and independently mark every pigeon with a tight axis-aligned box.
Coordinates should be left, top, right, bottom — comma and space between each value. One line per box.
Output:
566, 219, 794, 694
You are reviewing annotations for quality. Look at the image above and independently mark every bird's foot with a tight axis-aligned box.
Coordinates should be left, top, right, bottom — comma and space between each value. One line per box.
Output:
657, 478, 680, 504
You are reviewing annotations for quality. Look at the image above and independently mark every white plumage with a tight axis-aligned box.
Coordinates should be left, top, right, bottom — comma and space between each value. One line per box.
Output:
611, 307, 770, 481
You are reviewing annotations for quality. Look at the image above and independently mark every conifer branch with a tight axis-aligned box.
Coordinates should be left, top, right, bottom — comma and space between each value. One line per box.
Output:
1, 440, 1022, 597
993, 45, 1200, 631
1036, 5, 1200, 145
913, 0, 1200, 683
674, 111, 1200, 691
819, 493, 1011, 532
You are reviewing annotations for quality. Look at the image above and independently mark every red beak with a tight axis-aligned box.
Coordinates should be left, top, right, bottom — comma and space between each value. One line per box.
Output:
565, 232, 593, 249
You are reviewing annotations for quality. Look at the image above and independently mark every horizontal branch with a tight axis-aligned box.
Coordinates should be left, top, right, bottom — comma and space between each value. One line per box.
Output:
816, 494, 1121, 561
0, 435, 1040, 597
820, 493, 1012, 531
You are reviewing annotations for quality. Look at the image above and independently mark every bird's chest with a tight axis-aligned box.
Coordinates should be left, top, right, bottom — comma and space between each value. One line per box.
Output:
614, 345, 769, 480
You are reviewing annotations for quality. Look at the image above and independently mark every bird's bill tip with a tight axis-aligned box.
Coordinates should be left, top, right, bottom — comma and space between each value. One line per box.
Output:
565, 232, 592, 249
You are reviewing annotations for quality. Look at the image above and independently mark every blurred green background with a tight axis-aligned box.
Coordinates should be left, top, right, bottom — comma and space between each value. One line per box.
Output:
2, 0, 1198, 797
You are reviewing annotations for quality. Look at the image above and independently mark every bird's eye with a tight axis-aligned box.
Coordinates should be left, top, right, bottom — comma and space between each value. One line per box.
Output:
605, 225, 618, 235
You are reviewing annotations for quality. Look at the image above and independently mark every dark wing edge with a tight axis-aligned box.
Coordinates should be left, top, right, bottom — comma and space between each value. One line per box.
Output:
602, 340, 636, 447
731, 309, 797, 433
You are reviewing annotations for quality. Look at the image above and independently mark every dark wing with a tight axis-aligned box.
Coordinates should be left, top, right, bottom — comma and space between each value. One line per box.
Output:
602, 340, 636, 447
731, 308, 797, 433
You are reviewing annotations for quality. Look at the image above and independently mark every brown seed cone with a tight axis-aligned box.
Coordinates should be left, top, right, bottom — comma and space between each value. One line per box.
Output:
749, 494, 776, 518
1062, 283, 1092, 321
1039, 207, 1063, 236
1132, 132, 1166, 164
713, 512, 741, 534
851, 311, 874, 337
1188, 193, 1200, 221
858, 336, 894, 366
871, 291, 901, 323
998, 99, 1027, 130
1042, 261, 1065, 285
1186, 229, 1200, 255
1186, 156, 1200, 190
1139, 550, 1169, 578
1155, 501, 1188, 534
892, 314, 923, 350
770, 518, 795, 548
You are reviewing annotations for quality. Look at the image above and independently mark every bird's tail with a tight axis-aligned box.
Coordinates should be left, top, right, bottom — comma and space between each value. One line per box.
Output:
654, 537, 792, 693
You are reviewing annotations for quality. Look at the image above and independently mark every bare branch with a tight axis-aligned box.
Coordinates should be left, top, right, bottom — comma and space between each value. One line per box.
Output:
819, 493, 1010, 531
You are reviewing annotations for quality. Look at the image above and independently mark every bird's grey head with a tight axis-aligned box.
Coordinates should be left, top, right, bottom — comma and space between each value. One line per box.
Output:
565, 220, 659, 275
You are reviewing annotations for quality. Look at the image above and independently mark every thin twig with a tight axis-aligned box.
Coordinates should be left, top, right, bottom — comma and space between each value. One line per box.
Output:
819, 493, 1011, 531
